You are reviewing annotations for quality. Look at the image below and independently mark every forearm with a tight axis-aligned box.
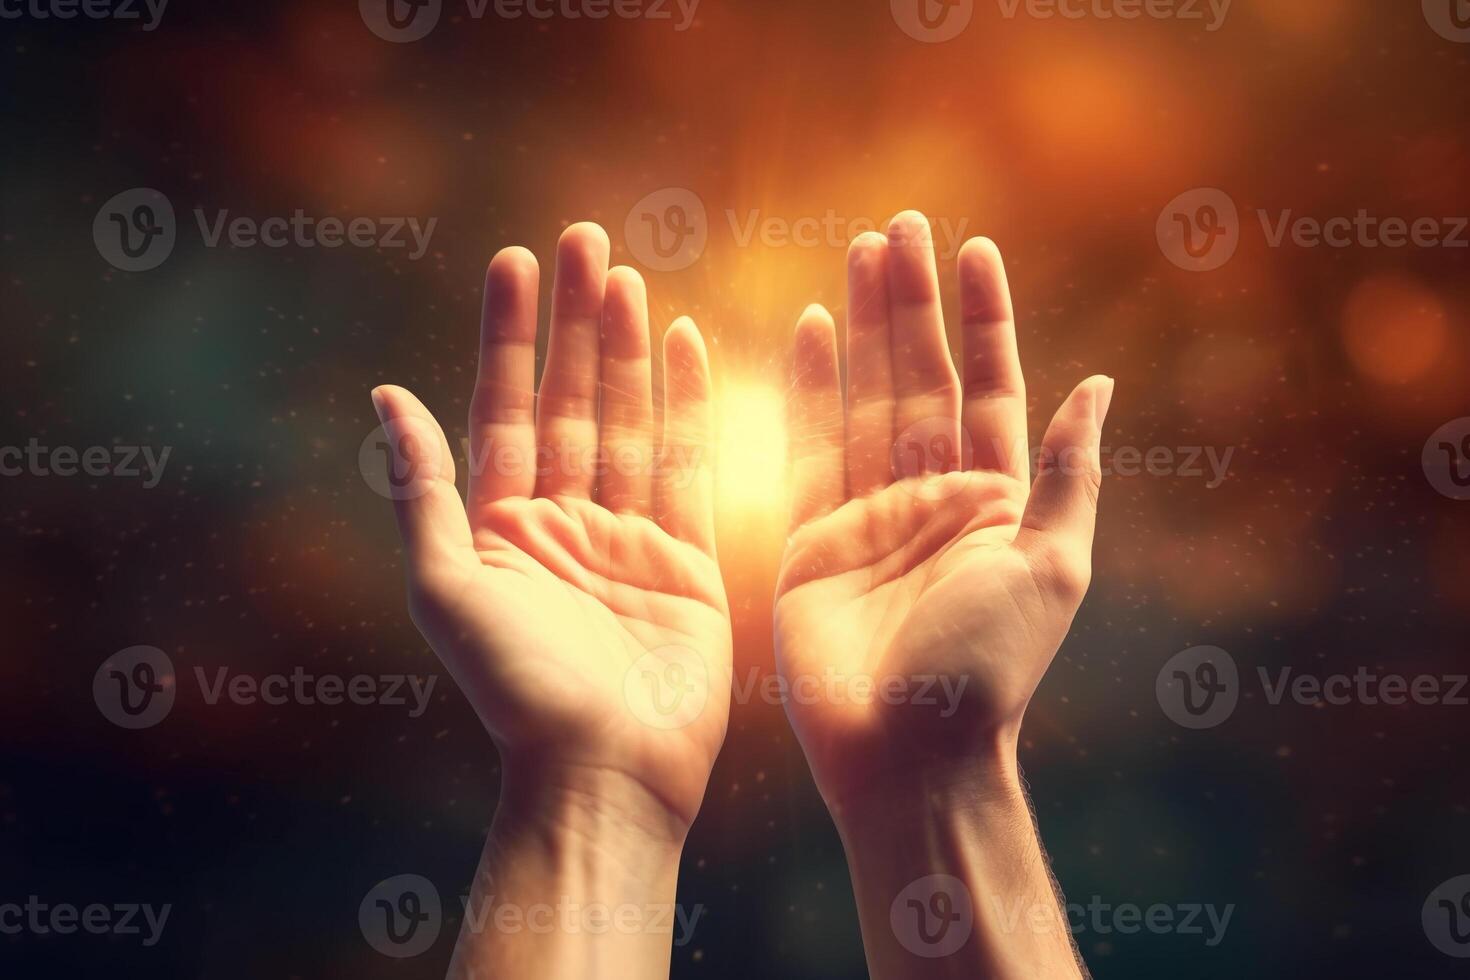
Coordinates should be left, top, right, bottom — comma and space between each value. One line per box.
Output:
448, 761, 691, 980
832, 755, 1084, 980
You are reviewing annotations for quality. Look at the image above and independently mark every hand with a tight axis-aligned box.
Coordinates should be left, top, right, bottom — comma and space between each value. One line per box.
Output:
775, 210, 1113, 818
371, 223, 731, 838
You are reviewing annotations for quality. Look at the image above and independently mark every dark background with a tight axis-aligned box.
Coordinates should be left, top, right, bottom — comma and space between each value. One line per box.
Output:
2, 0, 1469, 976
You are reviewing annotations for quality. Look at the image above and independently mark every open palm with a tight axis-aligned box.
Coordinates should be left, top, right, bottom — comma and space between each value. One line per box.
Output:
372, 224, 730, 828
774, 213, 1113, 810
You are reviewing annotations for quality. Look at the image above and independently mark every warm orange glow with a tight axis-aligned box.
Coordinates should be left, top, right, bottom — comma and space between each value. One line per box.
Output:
714, 381, 788, 519
1341, 274, 1450, 386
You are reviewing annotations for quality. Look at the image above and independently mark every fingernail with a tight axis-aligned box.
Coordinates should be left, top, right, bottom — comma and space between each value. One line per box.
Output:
370, 386, 388, 423
1095, 377, 1115, 427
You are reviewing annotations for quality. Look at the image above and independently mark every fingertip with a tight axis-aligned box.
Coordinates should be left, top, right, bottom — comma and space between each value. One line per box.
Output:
957, 235, 1002, 268
848, 230, 888, 256
798, 302, 835, 329
887, 210, 933, 249
488, 244, 538, 281
560, 220, 611, 257
606, 264, 647, 294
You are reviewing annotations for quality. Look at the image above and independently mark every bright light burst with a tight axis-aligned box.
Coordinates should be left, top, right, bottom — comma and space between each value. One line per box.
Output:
713, 380, 789, 520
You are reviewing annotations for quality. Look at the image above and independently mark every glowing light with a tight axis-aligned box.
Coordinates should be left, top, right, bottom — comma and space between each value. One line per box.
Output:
714, 381, 788, 518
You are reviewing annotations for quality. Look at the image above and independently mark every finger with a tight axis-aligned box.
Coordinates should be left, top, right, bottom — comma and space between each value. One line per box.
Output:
788, 304, 845, 529
1016, 376, 1116, 591
656, 317, 715, 555
887, 210, 961, 475
536, 222, 610, 499
597, 266, 655, 515
371, 384, 476, 577
958, 236, 1029, 481
467, 247, 540, 526
845, 231, 895, 496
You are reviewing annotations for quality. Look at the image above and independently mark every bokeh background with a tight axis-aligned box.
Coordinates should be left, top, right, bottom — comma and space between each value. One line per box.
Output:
3, 0, 1469, 976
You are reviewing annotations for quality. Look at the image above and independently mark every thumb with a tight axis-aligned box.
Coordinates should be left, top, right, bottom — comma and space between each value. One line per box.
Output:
1015, 375, 1114, 595
370, 384, 475, 577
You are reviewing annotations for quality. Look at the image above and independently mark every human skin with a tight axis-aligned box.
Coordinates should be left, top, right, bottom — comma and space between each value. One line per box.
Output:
370, 223, 731, 979
777, 211, 1113, 978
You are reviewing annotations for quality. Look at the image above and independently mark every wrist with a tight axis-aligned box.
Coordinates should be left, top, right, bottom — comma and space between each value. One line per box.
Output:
495, 754, 691, 872
825, 742, 1024, 841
